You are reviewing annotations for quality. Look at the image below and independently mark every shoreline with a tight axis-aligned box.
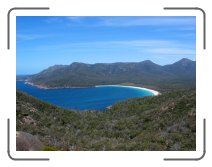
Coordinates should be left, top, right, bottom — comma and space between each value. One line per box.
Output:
24, 81, 94, 89
23, 81, 160, 96
25, 81, 50, 89
95, 85, 160, 96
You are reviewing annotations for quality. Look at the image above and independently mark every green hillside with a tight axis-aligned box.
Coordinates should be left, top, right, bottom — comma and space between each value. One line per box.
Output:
16, 89, 196, 151
27, 58, 196, 91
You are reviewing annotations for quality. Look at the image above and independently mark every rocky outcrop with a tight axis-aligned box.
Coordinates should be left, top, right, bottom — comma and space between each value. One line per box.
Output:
16, 131, 44, 151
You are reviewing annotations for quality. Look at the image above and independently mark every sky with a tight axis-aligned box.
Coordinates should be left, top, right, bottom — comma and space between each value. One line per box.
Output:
16, 16, 196, 74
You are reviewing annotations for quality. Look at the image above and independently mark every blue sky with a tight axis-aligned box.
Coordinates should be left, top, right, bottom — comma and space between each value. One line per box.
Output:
16, 16, 196, 74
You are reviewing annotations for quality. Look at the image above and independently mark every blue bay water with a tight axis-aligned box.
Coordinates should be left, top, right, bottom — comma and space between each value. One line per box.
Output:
16, 81, 154, 111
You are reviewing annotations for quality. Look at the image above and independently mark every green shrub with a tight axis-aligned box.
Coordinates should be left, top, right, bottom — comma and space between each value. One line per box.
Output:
17, 89, 196, 151
42, 146, 59, 151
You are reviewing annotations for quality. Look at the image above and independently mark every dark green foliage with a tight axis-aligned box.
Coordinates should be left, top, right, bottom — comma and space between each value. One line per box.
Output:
27, 59, 196, 90
16, 89, 196, 151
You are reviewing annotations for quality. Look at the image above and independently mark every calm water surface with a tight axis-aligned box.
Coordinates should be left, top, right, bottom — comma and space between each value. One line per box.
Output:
16, 81, 154, 111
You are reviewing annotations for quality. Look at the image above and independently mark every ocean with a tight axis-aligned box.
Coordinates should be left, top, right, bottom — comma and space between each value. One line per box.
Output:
16, 81, 154, 111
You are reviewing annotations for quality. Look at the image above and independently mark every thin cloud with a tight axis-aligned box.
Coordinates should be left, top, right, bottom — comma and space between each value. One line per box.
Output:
29, 39, 195, 57
33, 40, 174, 49
44, 17, 64, 24
65, 16, 196, 27
16, 33, 57, 41
146, 48, 195, 55
100, 17, 195, 27
17, 34, 46, 41
67, 16, 85, 22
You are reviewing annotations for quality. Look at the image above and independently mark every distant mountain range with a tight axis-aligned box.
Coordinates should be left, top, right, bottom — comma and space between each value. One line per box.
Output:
25, 58, 196, 90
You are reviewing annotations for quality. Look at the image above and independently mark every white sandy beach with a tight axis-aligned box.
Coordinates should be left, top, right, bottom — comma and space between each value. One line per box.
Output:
24, 81, 160, 96
95, 85, 160, 96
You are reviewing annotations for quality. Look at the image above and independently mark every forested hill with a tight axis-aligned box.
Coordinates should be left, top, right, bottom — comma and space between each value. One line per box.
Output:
16, 89, 196, 151
26, 58, 196, 90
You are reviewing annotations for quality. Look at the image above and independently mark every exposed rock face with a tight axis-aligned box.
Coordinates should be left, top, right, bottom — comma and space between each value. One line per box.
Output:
16, 131, 44, 151
22, 115, 36, 125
